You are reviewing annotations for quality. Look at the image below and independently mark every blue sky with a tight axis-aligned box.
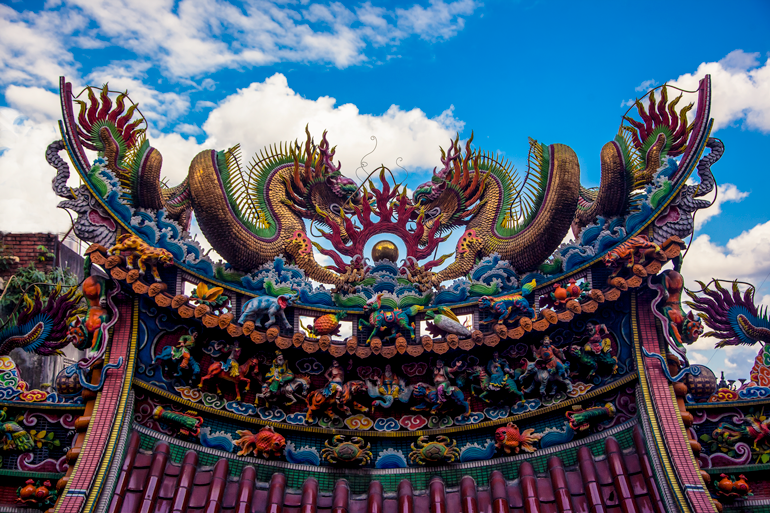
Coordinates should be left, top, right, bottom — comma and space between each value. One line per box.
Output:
1, 0, 769, 381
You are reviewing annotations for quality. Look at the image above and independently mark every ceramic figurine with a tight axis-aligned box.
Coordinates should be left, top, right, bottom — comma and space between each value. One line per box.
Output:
358, 293, 423, 343
66, 275, 109, 351
409, 436, 459, 465
303, 312, 346, 337
551, 278, 589, 305
199, 343, 260, 402
469, 352, 524, 404
322, 435, 373, 466
152, 406, 203, 437
424, 307, 471, 337
153, 334, 201, 384
494, 423, 542, 454
108, 233, 174, 282
367, 364, 412, 410
569, 323, 618, 379
234, 426, 286, 458
566, 403, 616, 432
255, 351, 310, 406
518, 336, 573, 397
0, 409, 34, 452
238, 294, 296, 329
411, 360, 470, 417
479, 280, 536, 324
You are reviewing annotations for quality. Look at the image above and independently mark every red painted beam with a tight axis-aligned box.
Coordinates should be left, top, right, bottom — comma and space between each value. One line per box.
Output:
398, 480, 414, 513
605, 437, 638, 513
367, 481, 384, 513
267, 474, 287, 513
577, 446, 606, 513
108, 431, 141, 513
547, 456, 573, 513
171, 450, 199, 513
429, 478, 446, 513
519, 462, 541, 513
205, 458, 229, 513
333, 480, 349, 513
489, 471, 510, 513
139, 442, 170, 513
236, 466, 256, 513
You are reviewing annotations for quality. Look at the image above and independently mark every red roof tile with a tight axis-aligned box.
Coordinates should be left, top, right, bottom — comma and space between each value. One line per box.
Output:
108, 425, 664, 513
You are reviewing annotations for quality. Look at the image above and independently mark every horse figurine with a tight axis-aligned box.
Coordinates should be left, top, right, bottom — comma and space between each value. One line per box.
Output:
305, 380, 369, 423
198, 355, 260, 402
411, 382, 471, 418
254, 375, 311, 407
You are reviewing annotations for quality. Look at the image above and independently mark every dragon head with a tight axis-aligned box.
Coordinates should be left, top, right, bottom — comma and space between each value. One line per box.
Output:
682, 311, 704, 343
282, 129, 362, 242
412, 135, 487, 239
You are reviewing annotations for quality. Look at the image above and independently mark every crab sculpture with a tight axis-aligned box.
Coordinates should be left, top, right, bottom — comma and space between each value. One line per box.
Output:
409, 436, 460, 465
321, 435, 373, 467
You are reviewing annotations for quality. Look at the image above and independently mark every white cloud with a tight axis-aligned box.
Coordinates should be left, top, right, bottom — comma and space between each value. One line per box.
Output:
0, 5, 88, 87
692, 183, 749, 230
681, 219, 770, 290
667, 50, 770, 132
4, 85, 61, 123
0, 107, 73, 234
0, 0, 478, 82
196, 73, 463, 184
635, 79, 656, 92
0, 73, 463, 235
84, 64, 191, 129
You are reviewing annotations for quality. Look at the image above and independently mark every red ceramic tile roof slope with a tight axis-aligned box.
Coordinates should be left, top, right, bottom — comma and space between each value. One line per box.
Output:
108, 424, 664, 513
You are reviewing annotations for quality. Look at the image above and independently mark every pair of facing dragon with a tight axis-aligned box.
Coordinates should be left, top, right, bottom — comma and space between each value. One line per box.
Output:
49, 78, 699, 293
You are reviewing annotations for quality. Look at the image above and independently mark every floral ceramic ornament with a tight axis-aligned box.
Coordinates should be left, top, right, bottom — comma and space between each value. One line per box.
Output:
321, 435, 373, 466
191, 282, 230, 313
409, 435, 459, 465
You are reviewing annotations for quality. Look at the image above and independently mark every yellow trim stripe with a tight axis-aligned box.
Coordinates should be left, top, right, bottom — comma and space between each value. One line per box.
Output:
632, 292, 693, 513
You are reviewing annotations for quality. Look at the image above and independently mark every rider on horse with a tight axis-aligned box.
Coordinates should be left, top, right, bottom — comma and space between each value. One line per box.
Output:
221, 342, 241, 378
265, 351, 294, 393
487, 352, 515, 390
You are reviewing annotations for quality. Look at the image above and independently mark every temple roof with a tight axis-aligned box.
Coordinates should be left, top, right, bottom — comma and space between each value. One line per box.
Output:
109, 425, 664, 513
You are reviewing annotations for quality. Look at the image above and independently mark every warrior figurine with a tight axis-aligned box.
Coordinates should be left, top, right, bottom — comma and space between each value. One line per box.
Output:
433, 359, 461, 404
221, 341, 241, 378
264, 351, 294, 394
171, 335, 196, 371
323, 360, 345, 399
487, 352, 515, 389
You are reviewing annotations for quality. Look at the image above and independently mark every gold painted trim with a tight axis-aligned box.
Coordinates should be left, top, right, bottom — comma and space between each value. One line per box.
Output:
133, 371, 637, 438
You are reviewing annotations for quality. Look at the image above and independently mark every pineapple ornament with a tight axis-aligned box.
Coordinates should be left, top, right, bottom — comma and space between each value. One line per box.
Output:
303, 312, 347, 337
